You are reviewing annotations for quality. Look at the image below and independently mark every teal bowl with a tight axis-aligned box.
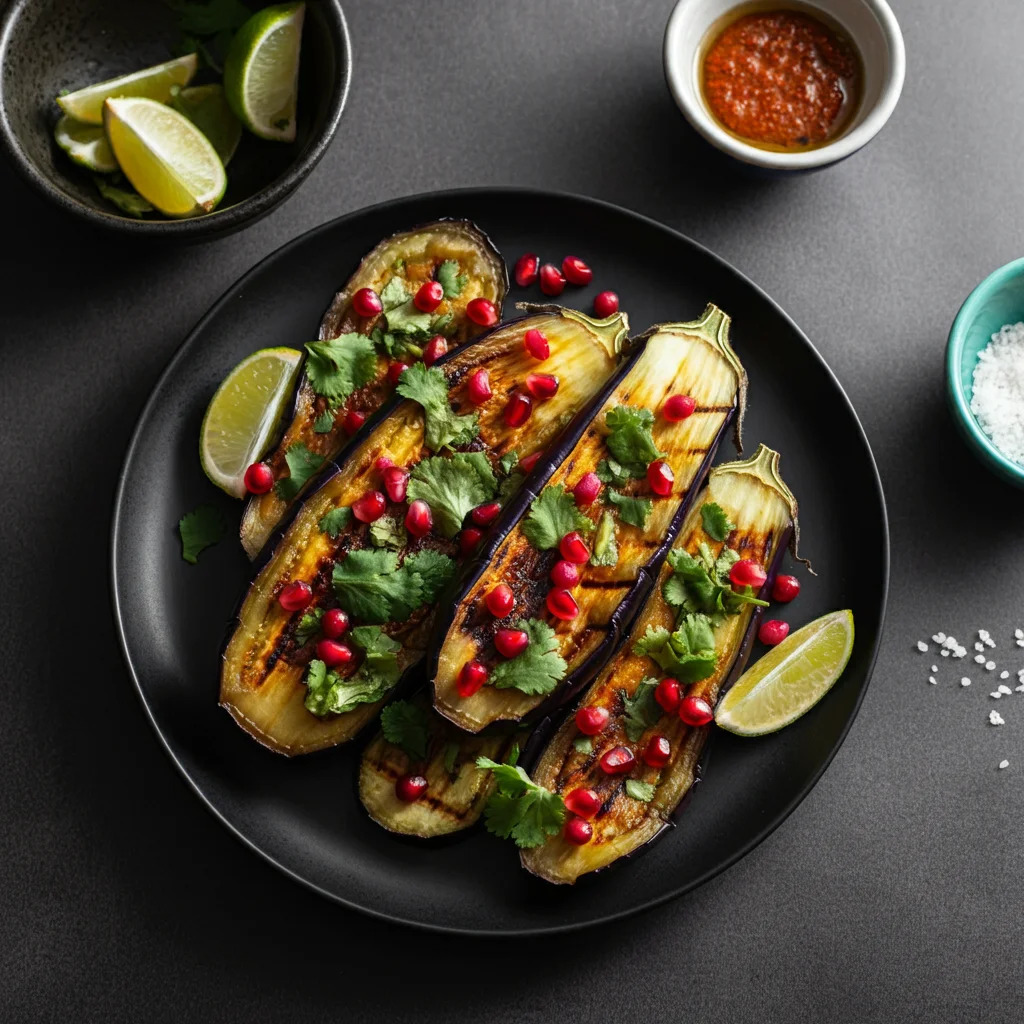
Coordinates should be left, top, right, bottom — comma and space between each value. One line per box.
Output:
946, 257, 1024, 488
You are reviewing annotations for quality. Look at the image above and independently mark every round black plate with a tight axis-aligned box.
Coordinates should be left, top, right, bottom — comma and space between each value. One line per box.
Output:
111, 189, 888, 935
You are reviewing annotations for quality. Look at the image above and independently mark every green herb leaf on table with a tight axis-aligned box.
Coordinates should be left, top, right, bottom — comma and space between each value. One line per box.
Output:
596, 457, 636, 487
443, 742, 460, 777
490, 619, 567, 696
380, 700, 429, 760
318, 506, 353, 538
436, 260, 469, 299
294, 607, 324, 646
521, 485, 595, 551
604, 406, 665, 475
573, 736, 594, 755
396, 363, 479, 452
275, 443, 325, 500
95, 177, 154, 218
313, 408, 335, 433
700, 501, 735, 543
407, 452, 497, 538
304, 334, 378, 405
625, 779, 656, 802
607, 489, 653, 529
369, 514, 408, 550
476, 757, 566, 849
620, 677, 661, 742
632, 616, 718, 684
178, 504, 225, 564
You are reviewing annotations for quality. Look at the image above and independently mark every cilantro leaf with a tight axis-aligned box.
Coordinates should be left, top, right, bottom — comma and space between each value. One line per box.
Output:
604, 406, 666, 475
620, 677, 661, 742
625, 779, 656, 802
700, 501, 735, 543
318, 506, 353, 538
521, 485, 595, 551
350, 624, 402, 681
380, 700, 429, 759
596, 457, 636, 486
407, 453, 497, 538
437, 260, 468, 299
313, 408, 335, 433
165, 0, 251, 36
663, 546, 768, 621
304, 333, 378, 405
178, 504, 225, 564
303, 659, 332, 716
497, 470, 525, 503
590, 510, 619, 567
95, 177, 154, 218
632, 617, 717, 684
331, 549, 421, 624
396, 362, 479, 452
305, 626, 404, 717
386, 299, 435, 336
294, 607, 324, 646
573, 736, 594, 755
490, 619, 567, 695
607, 489, 652, 529
369, 514, 407, 550
379, 277, 408, 311
476, 757, 565, 848
275, 443, 325, 500
443, 742, 460, 777
402, 548, 457, 603
498, 451, 519, 475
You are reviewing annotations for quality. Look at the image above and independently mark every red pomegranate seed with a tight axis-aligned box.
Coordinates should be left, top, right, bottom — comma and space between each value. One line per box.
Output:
600, 746, 636, 775
352, 490, 386, 523
471, 503, 501, 527
647, 460, 674, 496
405, 499, 433, 538
322, 608, 349, 639
539, 263, 566, 296
504, 391, 533, 428
679, 695, 714, 726
243, 462, 274, 494
388, 361, 408, 387
278, 581, 312, 612
414, 280, 443, 313
564, 817, 593, 845
316, 639, 353, 668
459, 528, 483, 556
382, 466, 409, 503
396, 774, 428, 802
561, 255, 593, 286
564, 788, 602, 819
523, 328, 549, 360
593, 291, 619, 317
730, 559, 767, 589
575, 705, 610, 735
494, 628, 529, 659
466, 297, 498, 326
655, 679, 681, 714
550, 560, 580, 588
352, 287, 382, 318
457, 660, 489, 697
546, 588, 579, 621
344, 409, 366, 434
375, 456, 394, 472
759, 619, 790, 646
423, 334, 448, 367
520, 450, 543, 473
644, 735, 671, 769
559, 531, 590, 564
526, 373, 559, 400
663, 394, 696, 421
514, 253, 539, 287
772, 574, 801, 602
486, 583, 515, 618
572, 471, 601, 506
467, 368, 492, 405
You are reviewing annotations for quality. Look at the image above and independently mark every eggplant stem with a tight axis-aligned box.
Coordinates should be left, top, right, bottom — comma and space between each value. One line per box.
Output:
515, 302, 630, 358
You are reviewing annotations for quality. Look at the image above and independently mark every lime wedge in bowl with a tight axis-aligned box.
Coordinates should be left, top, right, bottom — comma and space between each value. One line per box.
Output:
201, 348, 304, 498
715, 610, 855, 736
56, 53, 198, 125
224, 2, 305, 142
103, 97, 227, 217
170, 84, 243, 166
54, 115, 117, 172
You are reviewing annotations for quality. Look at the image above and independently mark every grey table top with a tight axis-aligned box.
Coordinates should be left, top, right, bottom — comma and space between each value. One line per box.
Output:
5, 0, 1024, 1020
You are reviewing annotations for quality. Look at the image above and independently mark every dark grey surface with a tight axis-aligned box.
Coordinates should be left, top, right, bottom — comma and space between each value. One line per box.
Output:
2, 0, 1022, 1020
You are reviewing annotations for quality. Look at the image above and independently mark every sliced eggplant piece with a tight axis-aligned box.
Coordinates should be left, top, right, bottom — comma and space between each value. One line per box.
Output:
431, 305, 746, 734
240, 220, 508, 559
521, 445, 798, 884
220, 308, 628, 756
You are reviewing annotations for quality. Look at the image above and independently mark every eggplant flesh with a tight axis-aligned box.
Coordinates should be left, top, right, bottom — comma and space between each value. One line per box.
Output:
220, 309, 627, 756
520, 445, 798, 884
240, 220, 508, 559
431, 305, 746, 734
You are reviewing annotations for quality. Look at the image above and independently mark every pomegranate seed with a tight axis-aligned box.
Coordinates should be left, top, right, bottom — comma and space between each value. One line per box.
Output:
243, 462, 274, 494
559, 531, 590, 564
344, 409, 366, 434
423, 334, 448, 366
467, 368, 492, 405
679, 695, 714, 726
471, 502, 501, 527
352, 287, 382, 318
564, 788, 602, 819
405, 499, 433, 538
647, 460, 674, 496
550, 560, 580, 588
278, 581, 312, 612
382, 466, 409, 503
322, 608, 349, 638
459, 527, 483, 556
546, 588, 579, 621
396, 774, 428, 802
572, 471, 601, 506
644, 735, 671, 769
457, 660, 489, 697
655, 679, 681, 714
375, 456, 394, 472
387, 361, 408, 387
575, 705, 610, 735
593, 291, 619, 317
526, 373, 559, 400
494, 628, 529, 659
514, 252, 539, 287
561, 255, 593, 286
486, 583, 515, 618
564, 817, 593, 845
466, 297, 498, 326
316, 639, 353, 668
663, 394, 696, 421
520, 450, 543, 473
414, 280, 444, 313
600, 745, 636, 775
539, 263, 566, 296
759, 619, 790, 646
730, 559, 767, 589
504, 391, 533, 427
523, 329, 550, 360
772, 574, 801, 602
352, 490, 386, 523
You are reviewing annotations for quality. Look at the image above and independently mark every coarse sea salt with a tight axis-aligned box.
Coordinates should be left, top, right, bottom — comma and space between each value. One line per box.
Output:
990, 710, 1005, 725
971, 322, 1024, 465
1000, 760, 1010, 769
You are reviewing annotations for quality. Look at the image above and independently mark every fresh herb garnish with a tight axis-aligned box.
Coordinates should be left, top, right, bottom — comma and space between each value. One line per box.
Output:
95, 177, 154, 218
313, 408, 335, 433
407, 452, 497, 538
607, 489, 653, 529
620, 677, 661, 742
436, 259, 468, 299
303, 334, 378, 405
498, 451, 519, 475
396, 363, 479, 452
521, 485, 595, 550
381, 276, 435, 336
318, 506, 353, 538
700, 501, 735, 543
275, 443, 325, 500
178, 504, 225, 564
573, 736, 594, 755
490, 618, 568, 695
625, 779, 656, 802
604, 406, 665, 476
294, 607, 324, 646
662, 543, 769, 623
369, 514, 408, 550
590, 510, 619, 567
633, 617, 718, 683
443, 741, 460, 777
596, 457, 635, 486
380, 700, 429, 759
476, 757, 566, 849
303, 626, 403, 718
331, 548, 455, 624
497, 470, 525, 503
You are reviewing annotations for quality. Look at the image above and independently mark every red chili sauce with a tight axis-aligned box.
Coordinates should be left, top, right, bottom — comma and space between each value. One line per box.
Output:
701, 6, 861, 151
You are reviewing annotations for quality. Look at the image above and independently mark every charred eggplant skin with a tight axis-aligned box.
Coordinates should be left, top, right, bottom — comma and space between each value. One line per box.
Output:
240, 220, 509, 559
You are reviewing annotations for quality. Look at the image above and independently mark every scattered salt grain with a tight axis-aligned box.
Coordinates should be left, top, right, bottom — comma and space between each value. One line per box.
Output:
941, 650, 950, 657
942, 637, 958, 649
1017, 685, 1024, 694
999, 760, 1010, 769
916, 641, 928, 652
971, 322, 1024, 465
974, 654, 986, 664
990, 710, 1005, 725
932, 665, 939, 673
928, 676, 937, 685
991, 691, 1002, 698
998, 684, 1012, 695
986, 661, 997, 671
1016, 628, 1024, 640
1000, 670, 1009, 679
961, 677, 972, 687
974, 642, 985, 652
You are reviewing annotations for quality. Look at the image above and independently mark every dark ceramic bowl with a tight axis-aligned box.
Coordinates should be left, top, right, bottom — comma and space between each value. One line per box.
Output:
0, 0, 350, 240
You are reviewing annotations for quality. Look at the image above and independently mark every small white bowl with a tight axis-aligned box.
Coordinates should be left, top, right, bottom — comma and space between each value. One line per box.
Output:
664, 0, 905, 172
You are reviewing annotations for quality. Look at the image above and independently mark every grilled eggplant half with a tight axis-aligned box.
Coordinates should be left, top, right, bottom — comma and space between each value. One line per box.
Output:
240, 220, 508, 559
520, 445, 798, 884
431, 304, 746, 734
220, 308, 628, 755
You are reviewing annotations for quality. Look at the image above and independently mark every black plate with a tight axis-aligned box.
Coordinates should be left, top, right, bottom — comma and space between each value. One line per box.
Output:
111, 188, 888, 935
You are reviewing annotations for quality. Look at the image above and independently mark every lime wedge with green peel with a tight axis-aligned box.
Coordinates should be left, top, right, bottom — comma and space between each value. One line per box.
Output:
714, 610, 855, 737
170, 84, 243, 166
54, 115, 117, 172
103, 97, 227, 218
56, 53, 198, 125
224, 2, 305, 142
201, 348, 304, 498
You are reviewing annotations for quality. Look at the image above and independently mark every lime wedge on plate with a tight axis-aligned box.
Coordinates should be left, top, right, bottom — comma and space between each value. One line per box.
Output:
201, 348, 303, 498
224, 2, 305, 142
54, 115, 117, 172
170, 84, 243, 165
715, 610, 855, 736
103, 97, 227, 218
56, 53, 198, 125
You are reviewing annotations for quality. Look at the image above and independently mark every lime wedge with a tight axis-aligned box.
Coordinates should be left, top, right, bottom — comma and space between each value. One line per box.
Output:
54, 115, 117, 172
224, 2, 305, 142
201, 348, 303, 498
170, 84, 243, 166
714, 610, 855, 736
56, 53, 198, 125
103, 97, 227, 218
